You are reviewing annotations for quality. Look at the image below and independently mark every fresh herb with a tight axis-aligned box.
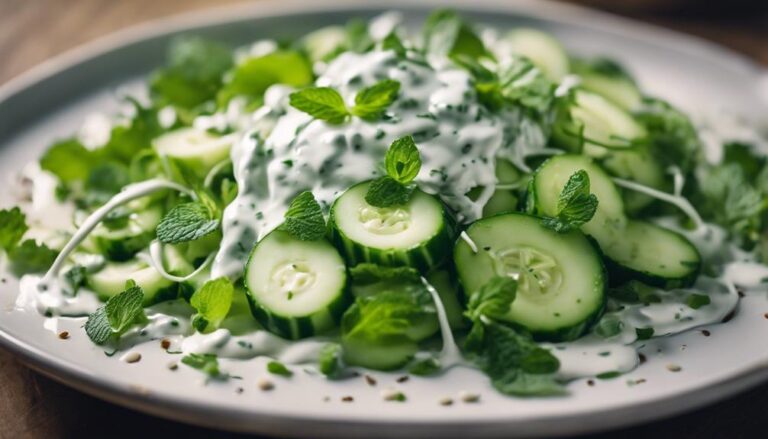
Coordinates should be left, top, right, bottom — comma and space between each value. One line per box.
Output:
267, 361, 293, 377
351, 79, 400, 121
156, 201, 220, 244
686, 293, 711, 310
408, 357, 441, 376
594, 317, 624, 338
190, 277, 234, 333
278, 191, 326, 241
289, 87, 349, 124
8, 240, 58, 276
85, 285, 145, 345
0, 207, 28, 252
63, 265, 87, 296
635, 327, 655, 340
381, 32, 407, 57
150, 37, 233, 109
40, 139, 100, 183
318, 343, 344, 379
541, 170, 599, 233
422, 9, 486, 60
636, 97, 700, 174
365, 136, 422, 208
463, 277, 564, 396
218, 50, 313, 106
181, 353, 223, 378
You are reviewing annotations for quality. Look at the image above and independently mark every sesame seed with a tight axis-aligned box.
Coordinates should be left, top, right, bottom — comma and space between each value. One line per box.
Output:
160, 339, 171, 350
459, 391, 480, 403
666, 364, 682, 372
381, 388, 406, 402
396, 375, 409, 383
439, 397, 453, 406
122, 352, 142, 364
167, 361, 178, 371
58, 331, 70, 340
364, 374, 377, 386
258, 379, 275, 391
341, 396, 354, 402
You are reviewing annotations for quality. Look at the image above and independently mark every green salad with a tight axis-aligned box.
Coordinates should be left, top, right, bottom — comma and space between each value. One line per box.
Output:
6, 10, 767, 398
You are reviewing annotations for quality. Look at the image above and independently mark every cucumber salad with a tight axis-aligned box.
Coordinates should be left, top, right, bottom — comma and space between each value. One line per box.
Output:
8, 10, 768, 398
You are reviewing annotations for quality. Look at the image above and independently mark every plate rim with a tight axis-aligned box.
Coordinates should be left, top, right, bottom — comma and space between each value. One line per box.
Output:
1, 0, 767, 436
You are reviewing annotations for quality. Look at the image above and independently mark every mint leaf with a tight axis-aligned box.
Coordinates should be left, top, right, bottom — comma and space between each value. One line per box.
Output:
156, 202, 219, 244
318, 343, 344, 379
218, 50, 312, 106
85, 284, 145, 345
381, 32, 407, 57
289, 87, 349, 124
84, 307, 112, 345
466, 276, 517, 321
385, 135, 421, 184
105, 285, 145, 334
541, 169, 598, 233
40, 139, 100, 183
422, 9, 486, 60
364, 176, 413, 208
0, 207, 28, 252
190, 277, 234, 333
595, 316, 624, 338
181, 353, 223, 378
267, 361, 293, 377
351, 79, 400, 121
278, 191, 326, 241
497, 56, 554, 116
686, 293, 711, 310
8, 240, 58, 276
63, 265, 87, 296
150, 37, 233, 109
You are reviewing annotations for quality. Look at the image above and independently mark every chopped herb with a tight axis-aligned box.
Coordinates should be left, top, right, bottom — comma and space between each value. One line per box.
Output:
267, 361, 293, 377
318, 343, 344, 379
635, 327, 655, 340
181, 353, 223, 378
594, 317, 624, 338
408, 357, 441, 376
0, 207, 28, 252
686, 293, 711, 310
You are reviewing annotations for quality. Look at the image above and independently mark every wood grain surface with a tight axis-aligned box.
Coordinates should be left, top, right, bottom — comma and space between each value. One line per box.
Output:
0, 1, 766, 438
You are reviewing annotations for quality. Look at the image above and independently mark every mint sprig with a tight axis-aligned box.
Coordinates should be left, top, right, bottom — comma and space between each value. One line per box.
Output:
0, 207, 28, 252
156, 201, 220, 244
278, 191, 326, 241
351, 79, 400, 121
85, 284, 145, 345
181, 353, 224, 378
190, 277, 234, 333
541, 169, 599, 233
365, 136, 422, 208
290, 80, 400, 124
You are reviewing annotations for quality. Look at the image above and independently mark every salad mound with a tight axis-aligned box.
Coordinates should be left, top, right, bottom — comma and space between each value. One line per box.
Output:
6, 10, 767, 398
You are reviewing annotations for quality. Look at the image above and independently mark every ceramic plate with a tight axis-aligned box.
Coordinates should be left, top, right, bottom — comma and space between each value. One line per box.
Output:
1, 1, 767, 437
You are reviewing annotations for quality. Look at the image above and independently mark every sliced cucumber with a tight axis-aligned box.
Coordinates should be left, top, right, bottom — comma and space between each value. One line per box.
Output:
599, 145, 666, 213
467, 159, 523, 217
91, 207, 162, 261
301, 25, 346, 62
601, 220, 701, 289
425, 269, 466, 330
553, 90, 647, 155
329, 182, 452, 271
153, 128, 232, 177
571, 58, 642, 111
88, 246, 192, 305
531, 155, 627, 245
497, 29, 569, 82
244, 230, 350, 340
454, 213, 605, 341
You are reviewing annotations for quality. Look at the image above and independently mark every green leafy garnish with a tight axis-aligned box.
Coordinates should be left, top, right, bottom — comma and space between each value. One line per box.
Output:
63, 265, 87, 296
181, 353, 223, 378
318, 343, 344, 379
156, 202, 220, 244
635, 327, 655, 340
541, 170, 599, 233
365, 136, 422, 208
190, 277, 234, 333
408, 357, 441, 376
85, 285, 145, 345
594, 317, 624, 338
0, 207, 28, 252
40, 139, 100, 183
267, 361, 293, 377
422, 10, 486, 60
686, 293, 711, 310
218, 50, 313, 106
150, 37, 233, 109
278, 191, 326, 241
289, 87, 349, 124
351, 79, 400, 121
8, 240, 59, 276
463, 276, 563, 396
381, 32, 407, 57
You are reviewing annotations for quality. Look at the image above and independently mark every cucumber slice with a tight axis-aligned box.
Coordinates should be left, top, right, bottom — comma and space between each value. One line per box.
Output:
531, 155, 627, 246
88, 246, 192, 305
153, 128, 232, 177
497, 29, 569, 82
454, 213, 605, 341
244, 230, 350, 340
554, 90, 647, 155
600, 146, 666, 213
601, 220, 701, 289
91, 207, 162, 261
425, 269, 466, 330
329, 182, 452, 271
571, 59, 642, 111
467, 159, 523, 217
301, 26, 346, 62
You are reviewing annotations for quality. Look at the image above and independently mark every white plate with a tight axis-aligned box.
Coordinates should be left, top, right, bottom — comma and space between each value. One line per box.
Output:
1, 1, 767, 437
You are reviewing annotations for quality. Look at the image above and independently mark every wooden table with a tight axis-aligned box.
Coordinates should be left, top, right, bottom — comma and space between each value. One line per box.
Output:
1, 1, 767, 437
